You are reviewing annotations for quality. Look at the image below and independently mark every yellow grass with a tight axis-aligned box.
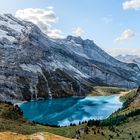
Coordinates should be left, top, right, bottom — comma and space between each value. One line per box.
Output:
0, 132, 74, 140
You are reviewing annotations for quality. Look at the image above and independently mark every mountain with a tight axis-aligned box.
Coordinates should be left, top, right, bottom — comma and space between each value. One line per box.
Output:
0, 14, 140, 101
116, 54, 140, 68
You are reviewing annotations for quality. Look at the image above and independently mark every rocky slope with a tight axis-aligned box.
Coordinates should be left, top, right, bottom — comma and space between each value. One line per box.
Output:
0, 14, 140, 101
116, 54, 140, 68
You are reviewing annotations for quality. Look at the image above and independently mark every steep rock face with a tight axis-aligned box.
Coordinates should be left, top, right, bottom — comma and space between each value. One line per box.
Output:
0, 14, 140, 101
116, 54, 140, 68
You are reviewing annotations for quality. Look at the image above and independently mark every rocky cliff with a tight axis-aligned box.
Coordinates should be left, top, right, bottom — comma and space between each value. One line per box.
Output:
116, 54, 140, 68
0, 14, 140, 101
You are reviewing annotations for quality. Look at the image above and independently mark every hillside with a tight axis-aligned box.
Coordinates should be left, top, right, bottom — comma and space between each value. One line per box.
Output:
0, 101, 86, 138
0, 14, 140, 102
77, 88, 140, 140
0, 87, 139, 140
0, 132, 73, 140
116, 54, 140, 68
88, 86, 127, 96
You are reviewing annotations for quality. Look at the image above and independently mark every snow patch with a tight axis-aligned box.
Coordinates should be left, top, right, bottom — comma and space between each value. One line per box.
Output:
20, 64, 42, 73
0, 30, 16, 42
45, 60, 89, 79
0, 14, 24, 32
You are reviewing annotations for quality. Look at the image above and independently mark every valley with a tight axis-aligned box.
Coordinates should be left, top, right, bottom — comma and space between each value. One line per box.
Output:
0, 13, 139, 140
0, 86, 140, 140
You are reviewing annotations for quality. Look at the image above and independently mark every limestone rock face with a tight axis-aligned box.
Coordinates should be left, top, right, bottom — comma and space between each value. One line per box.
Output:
0, 14, 140, 101
116, 54, 140, 68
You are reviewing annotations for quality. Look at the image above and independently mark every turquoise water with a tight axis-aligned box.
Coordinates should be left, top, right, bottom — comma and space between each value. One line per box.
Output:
19, 96, 122, 126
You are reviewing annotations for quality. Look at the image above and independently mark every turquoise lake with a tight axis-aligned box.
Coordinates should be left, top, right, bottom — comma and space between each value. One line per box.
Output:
19, 95, 122, 126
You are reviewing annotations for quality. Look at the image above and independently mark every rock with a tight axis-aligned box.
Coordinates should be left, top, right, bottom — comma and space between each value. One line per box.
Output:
0, 14, 140, 102
116, 54, 140, 68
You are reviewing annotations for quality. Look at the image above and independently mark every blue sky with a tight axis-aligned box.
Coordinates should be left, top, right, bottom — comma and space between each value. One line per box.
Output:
0, 0, 140, 56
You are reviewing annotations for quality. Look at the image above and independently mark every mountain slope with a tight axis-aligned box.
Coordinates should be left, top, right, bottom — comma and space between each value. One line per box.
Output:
77, 88, 140, 140
0, 101, 82, 138
116, 54, 140, 68
0, 14, 140, 101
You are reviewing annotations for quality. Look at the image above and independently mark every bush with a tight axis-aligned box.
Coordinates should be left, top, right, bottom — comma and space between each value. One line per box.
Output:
101, 132, 104, 136
117, 133, 119, 137
87, 120, 100, 127
101, 109, 140, 126
109, 135, 113, 138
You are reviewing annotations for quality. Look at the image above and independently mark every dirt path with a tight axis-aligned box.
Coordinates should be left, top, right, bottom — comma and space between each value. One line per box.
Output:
0, 132, 74, 140
117, 91, 130, 97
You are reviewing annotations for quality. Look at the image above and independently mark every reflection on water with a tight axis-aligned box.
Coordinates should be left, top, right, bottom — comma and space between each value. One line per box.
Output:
19, 96, 122, 126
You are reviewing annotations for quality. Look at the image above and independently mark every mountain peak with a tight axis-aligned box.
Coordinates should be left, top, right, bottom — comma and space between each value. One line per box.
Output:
66, 35, 83, 44
0, 14, 140, 101
66, 35, 94, 46
116, 54, 140, 68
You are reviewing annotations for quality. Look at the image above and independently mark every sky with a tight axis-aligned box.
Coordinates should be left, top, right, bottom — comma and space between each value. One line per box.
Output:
0, 0, 140, 56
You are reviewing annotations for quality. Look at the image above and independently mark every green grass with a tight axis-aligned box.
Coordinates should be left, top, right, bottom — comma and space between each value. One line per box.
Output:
79, 115, 140, 140
45, 124, 86, 138
120, 89, 137, 102
79, 88, 140, 140
115, 89, 140, 116
88, 86, 126, 96
0, 86, 139, 140
101, 89, 140, 125
0, 102, 46, 134
0, 102, 85, 138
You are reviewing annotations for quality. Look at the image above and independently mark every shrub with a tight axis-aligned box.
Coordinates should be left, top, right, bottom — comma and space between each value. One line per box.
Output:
101, 132, 104, 136
117, 133, 119, 137
109, 135, 113, 138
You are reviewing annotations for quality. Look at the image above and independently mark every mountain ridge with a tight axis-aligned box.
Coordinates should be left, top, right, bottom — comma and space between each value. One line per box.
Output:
0, 14, 140, 101
116, 54, 140, 68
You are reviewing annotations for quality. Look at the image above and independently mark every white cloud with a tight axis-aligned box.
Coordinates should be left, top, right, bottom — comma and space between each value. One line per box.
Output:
47, 6, 54, 10
105, 47, 140, 57
123, 0, 140, 10
47, 28, 63, 39
73, 27, 85, 36
115, 29, 135, 43
15, 8, 64, 38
